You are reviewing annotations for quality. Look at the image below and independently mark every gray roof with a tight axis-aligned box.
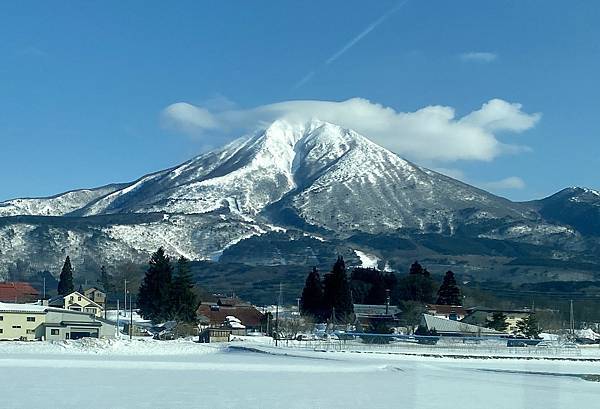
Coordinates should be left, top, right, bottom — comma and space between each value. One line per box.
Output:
421, 314, 502, 335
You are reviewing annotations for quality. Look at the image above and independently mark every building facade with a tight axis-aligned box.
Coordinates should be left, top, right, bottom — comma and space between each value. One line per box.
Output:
48, 291, 104, 317
0, 302, 116, 341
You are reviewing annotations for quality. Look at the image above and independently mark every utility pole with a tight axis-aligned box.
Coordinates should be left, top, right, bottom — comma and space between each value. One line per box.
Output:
124, 279, 128, 317
570, 299, 575, 337
43, 277, 46, 300
275, 282, 282, 347
116, 299, 120, 338
385, 288, 390, 315
129, 291, 133, 340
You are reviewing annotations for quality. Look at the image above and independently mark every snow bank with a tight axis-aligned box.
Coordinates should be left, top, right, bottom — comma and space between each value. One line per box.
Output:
0, 337, 221, 356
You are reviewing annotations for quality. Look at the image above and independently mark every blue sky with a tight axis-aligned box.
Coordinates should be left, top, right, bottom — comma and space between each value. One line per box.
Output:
1, 1, 598, 202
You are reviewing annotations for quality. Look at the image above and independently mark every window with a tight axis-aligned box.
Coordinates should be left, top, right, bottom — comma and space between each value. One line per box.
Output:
85, 307, 97, 314
26, 329, 34, 334
50, 329, 59, 335
0, 329, 3, 334
27, 317, 35, 322
69, 296, 73, 301
12, 325, 21, 329
0, 316, 3, 321
78, 296, 82, 301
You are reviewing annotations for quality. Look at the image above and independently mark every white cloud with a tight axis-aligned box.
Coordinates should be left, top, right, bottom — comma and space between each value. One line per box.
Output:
161, 97, 540, 163
459, 52, 498, 63
479, 176, 526, 191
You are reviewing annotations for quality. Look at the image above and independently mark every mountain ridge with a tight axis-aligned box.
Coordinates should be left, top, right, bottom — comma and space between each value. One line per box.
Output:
1, 119, 599, 284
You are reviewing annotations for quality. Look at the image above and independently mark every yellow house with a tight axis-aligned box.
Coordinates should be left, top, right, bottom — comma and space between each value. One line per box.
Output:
48, 291, 104, 318
1, 301, 118, 341
0, 302, 47, 340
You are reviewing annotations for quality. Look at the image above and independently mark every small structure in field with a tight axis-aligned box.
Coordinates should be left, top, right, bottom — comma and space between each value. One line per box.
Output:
198, 328, 231, 343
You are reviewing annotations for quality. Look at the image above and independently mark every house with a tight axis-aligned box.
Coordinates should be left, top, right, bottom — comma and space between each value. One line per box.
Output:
0, 282, 40, 303
47, 291, 104, 318
420, 314, 502, 337
83, 287, 106, 308
0, 302, 47, 340
0, 301, 116, 341
425, 304, 467, 321
354, 304, 402, 329
462, 307, 531, 333
196, 301, 264, 333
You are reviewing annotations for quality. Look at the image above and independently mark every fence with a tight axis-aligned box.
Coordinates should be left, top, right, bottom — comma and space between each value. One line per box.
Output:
280, 334, 593, 358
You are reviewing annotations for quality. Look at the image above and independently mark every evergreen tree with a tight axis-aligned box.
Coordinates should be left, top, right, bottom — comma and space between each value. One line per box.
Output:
364, 271, 387, 305
97, 265, 114, 294
170, 256, 199, 323
486, 312, 509, 332
436, 270, 461, 305
516, 314, 541, 338
300, 267, 324, 320
393, 261, 435, 304
138, 247, 174, 323
409, 261, 424, 276
57, 256, 75, 296
322, 256, 354, 322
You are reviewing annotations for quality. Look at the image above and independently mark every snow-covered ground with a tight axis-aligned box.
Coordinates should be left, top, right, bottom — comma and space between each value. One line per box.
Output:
1, 338, 599, 408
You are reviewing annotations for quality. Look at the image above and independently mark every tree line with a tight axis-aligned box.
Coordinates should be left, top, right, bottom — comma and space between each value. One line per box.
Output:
54, 248, 199, 324
300, 259, 462, 322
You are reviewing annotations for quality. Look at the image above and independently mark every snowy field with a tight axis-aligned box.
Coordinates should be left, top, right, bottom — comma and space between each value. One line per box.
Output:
0, 338, 598, 409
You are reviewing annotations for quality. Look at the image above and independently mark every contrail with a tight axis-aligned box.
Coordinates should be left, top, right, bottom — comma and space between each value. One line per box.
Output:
326, 1, 407, 65
293, 1, 408, 89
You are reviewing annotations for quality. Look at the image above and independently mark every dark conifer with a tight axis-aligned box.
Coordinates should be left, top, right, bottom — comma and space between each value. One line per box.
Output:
97, 265, 114, 294
138, 247, 174, 323
516, 314, 541, 338
323, 256, 354, 322
300, 267, 324, 319
57, 256, 75, 295
365, 271, 387, 305
170, 256, 199, 323
436, 270, 461, 305
409, 261, 424, 275
486, 312, 509, 332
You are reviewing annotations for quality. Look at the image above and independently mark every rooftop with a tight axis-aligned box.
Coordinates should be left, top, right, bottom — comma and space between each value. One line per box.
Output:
422, 314, 503, 335
0, 282, 40, 303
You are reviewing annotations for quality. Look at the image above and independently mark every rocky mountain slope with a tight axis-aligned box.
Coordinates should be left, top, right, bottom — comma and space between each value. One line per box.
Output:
0, 119, 598, 283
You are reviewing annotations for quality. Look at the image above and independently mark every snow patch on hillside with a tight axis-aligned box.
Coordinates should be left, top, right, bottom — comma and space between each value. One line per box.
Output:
354, 250, 379, 268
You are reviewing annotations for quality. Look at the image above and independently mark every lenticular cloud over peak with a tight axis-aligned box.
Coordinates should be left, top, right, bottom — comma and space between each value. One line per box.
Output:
162, 98, 541, 163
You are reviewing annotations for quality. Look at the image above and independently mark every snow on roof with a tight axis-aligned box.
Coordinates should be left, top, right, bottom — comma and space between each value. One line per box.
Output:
225, 315, 242, 323
0, 301, 47, 313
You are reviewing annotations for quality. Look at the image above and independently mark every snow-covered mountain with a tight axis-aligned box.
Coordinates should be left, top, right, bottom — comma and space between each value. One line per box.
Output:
0, 119, 597, 281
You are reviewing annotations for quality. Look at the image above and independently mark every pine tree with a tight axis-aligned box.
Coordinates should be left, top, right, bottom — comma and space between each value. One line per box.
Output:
364, 271, 387, 305
436, 270, 461, 305
300, 267, 324, 320
409, 261, 424, 276
323, 256, 354, 322
57, 256, 75, 296
170, 256, 199, 323
138, 247, 174, 323
516, 314, 541, 339
97, 265, 114, 294
486, 312, 508, 332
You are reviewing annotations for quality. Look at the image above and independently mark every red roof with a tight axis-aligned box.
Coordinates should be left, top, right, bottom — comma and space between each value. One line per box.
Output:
0, 282, 40, 303
197, 303, 264, 328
